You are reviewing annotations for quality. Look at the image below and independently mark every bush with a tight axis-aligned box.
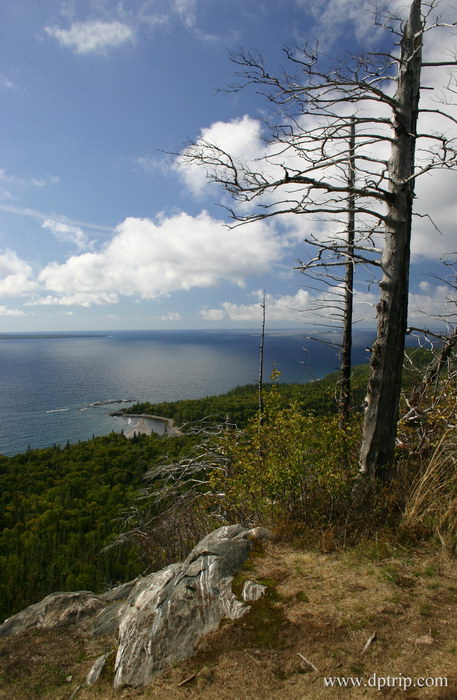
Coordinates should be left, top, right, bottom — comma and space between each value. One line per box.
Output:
211, 389, 359, 527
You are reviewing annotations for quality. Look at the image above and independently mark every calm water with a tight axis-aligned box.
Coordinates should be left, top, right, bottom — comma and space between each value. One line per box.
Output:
0, 329, 373, 456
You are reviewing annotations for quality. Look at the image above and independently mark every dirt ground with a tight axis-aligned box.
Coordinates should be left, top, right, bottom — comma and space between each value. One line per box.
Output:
1, 539, 456, 699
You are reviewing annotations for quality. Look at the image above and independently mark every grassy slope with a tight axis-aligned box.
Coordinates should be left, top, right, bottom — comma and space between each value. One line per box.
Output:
0, 539, 456, 699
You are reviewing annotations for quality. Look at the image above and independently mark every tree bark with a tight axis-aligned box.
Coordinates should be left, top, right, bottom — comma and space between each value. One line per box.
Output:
339, 117, 356, 428
359, 0, 423, 478
258, 289, 266, 416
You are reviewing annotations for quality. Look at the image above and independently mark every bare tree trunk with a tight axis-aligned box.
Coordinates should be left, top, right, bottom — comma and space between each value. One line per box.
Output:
339, 117, 356, 428
359, 0, 423, 478
258, 289, 266, 415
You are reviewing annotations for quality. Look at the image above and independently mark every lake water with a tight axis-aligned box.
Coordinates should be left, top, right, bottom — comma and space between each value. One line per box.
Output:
0, 329, 374, 456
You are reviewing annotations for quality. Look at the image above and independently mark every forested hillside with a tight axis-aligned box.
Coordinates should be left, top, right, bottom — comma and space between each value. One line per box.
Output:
122, 368, 369, 426
0, 432, 194, 620
0, 350, 433, 623
0, 373, 346, 621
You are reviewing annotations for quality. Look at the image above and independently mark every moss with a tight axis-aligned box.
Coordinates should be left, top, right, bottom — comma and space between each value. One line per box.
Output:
239, 592, 287, 650
231, 573, 288, 650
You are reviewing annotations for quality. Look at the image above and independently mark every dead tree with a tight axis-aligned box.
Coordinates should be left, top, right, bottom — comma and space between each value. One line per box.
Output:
296, 116, 357, 427
258, 289, 266, 416
340, 117, 356, 427
179, 0, 457, 480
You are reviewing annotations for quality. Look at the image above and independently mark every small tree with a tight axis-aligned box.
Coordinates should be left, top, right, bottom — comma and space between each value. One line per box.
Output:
179, 0, 457, 480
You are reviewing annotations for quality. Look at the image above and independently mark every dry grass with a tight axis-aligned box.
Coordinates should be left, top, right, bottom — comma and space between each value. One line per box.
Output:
403, 430, 457, 554
1, 540, 456, 700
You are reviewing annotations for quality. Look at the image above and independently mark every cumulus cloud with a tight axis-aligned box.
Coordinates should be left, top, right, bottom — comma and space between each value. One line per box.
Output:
408, 284, 456, 324
412, 176, 457, 260
28, 292, 119, 307
0, 305, 26, 316
200, 289, 324, 323
201, 287, 376, 324
42, 219, 91, 251
177, 115, 266, 197
0, 250, 37, 297
201, 280, 453, 327
177, 6, 457, 262
34, 211, 283, 306
44, 0, 216, 56
45, 20, 135, 54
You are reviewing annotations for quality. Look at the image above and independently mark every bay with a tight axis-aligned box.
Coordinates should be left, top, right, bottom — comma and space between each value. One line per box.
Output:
0, 329, 373, 456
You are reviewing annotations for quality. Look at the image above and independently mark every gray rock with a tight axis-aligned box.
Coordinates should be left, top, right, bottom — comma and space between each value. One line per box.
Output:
0, 591, 106, 638
99, 579, 138, 602
86, 652, 112, 685
92, 601, 127, 637
242, 581, 268, 602
113, 524, 256, 688
0, 524, 270, 690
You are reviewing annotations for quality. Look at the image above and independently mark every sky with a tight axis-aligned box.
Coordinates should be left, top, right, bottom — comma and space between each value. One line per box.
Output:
1, 0, 457, 333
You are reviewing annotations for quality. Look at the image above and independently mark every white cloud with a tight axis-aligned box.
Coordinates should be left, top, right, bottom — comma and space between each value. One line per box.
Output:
133, 155, 172, 175
179, 55, 457, 263
29, 292, 119, 307
0, 74, 15, 90
177, 115, 267, 197
45, 20, 135, 54
295, 0, 385, 44
408, 284, 455, 324
42, 219, 90, 251
32, 176, 59, 188
34, 211, 283, 306
0, 250, 37, 297
160, 312, 182, 321
412, 171, 457, 261
200, 280, 454, 327
0, 203, 113, 234
169, 0, 219, 40
200, 307, 226, 321
0, 168, 17, 184
201, 289, 315, 323
0, 305, 26, 316
200, 287, 375, 325
172, 0, 197, 28
0, 169, 59, 203
295, 0, 456, 47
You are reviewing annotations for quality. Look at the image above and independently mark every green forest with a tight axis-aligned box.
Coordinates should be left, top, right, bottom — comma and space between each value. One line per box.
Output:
0, 370, 350, 621
1, 347, 449, 624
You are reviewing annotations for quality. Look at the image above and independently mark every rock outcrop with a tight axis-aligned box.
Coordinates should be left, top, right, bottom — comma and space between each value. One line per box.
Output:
0, 591, 107, 638
0, 524, 270, 689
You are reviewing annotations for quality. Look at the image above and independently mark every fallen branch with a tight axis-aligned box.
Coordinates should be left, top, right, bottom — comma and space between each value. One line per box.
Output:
361, 631, 377, 655
298, 652, 318, 672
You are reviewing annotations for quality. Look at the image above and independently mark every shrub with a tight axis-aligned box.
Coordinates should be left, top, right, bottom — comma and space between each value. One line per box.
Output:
211, 390, 359, 527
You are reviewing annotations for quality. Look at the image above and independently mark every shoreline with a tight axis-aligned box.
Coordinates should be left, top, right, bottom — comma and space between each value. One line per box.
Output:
110, 412, 182, 439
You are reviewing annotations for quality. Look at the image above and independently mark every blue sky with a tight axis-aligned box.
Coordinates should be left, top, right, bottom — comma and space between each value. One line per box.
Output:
0, 0, 456, 332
